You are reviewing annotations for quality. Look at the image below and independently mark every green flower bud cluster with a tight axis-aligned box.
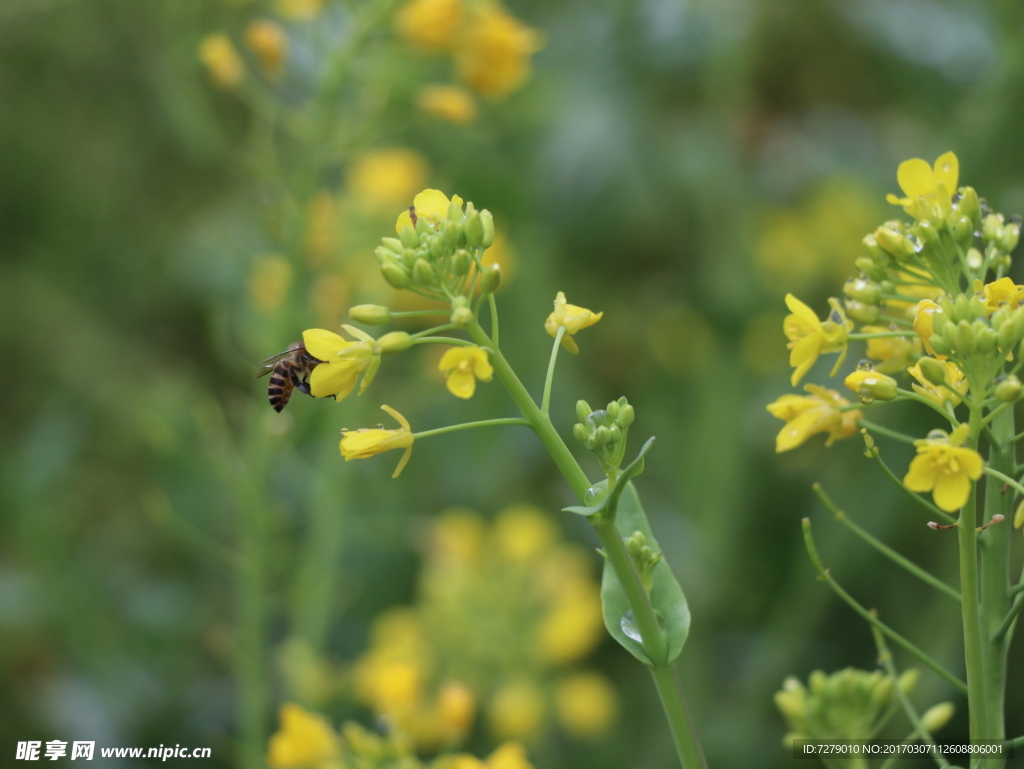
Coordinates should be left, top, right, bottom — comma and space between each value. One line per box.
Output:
775, 668, 916, 745
843, 277, 884, 324
625, 531, 662, 594
573, 397, 635, 478
374, 199, 496, 313
925, 291, 1024, 363
983, 213, 1021, 253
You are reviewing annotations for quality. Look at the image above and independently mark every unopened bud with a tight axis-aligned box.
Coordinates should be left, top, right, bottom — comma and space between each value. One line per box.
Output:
576, 400, 592, 424
626, 531, 645, 557
381, 237, 404, 254
975, 323, 997, 354
415, 217, 432, 236
376, 331, 412, 354
480, 264, 502, 294
918, 357, 948, 387
862, 234, 886, 262
921, 703, 955, 733
845, 299, 880, 325
573, 423, 588, 443
843, 278, 881, 304
1001, 222, 1020, 253
450, 306, 473, 328
375, 245, 397, 265
995, 375, 1022, 403
844, 370, 898, 402
1014, 499, 1024, 529
447, 198, 463, 221
915, 219, 941, 248
349, 304, 391, 325
897, 668, 919, 694
381, 262, 410, 289
855, 256, 887, 281
479, 210, 495, 248
954, 319, 977, 354
452, 249, 471, 276
952, 215, 973, 245
443, 221, 461, 249
595, 426, 612, 446
429, 236, 445, 260
465, 210, 483, 248
983, 213, 1004, 243
400, 225, 419, 250
958, 186, 981, 229
618, 404, 635, 428
413, 258, 436, 285
607, 401, 620, 419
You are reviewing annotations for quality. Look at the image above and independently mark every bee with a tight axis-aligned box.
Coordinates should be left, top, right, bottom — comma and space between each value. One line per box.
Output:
254, 342, 323, 412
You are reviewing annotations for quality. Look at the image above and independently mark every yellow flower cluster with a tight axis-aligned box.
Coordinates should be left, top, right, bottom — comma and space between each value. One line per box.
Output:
395, 0, 542, 111
352, 506, 616, 747
266, 702, 536, 769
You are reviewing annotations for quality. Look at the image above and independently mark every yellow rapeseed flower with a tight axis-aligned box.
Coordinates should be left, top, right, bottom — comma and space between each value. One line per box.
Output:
340, 405, 414, 478
545, 291, 602, 354
417, 85, 479, 125
980, 277, 1024, 314
455, 4, 541, 100
487, 680, 545, 741
485, 742, 535, 769
886, 151, 959, 220
907, 358, 968, 407
349, 149, 429, 212
303, 327, 377, 401
492, 505, 555, 562
439, 346, 493, 398
395, 0, 463, 52
783, 294, 852, 386
199, 34, 245, 89
248, 255, 293, 315
437, 680, 477, 742
396, 188, 463, 233
904, 424, 983, 512
535, 577, 603, 664
862, 325, 921, 374
553, 672, 618, 739
266, 703, 341, 769
275, 0, 326, 20
245, 19, 287, 79
766, 385, 861, 453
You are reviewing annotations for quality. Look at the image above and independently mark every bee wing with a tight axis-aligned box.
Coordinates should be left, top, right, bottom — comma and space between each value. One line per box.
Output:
253, 350, 292, 379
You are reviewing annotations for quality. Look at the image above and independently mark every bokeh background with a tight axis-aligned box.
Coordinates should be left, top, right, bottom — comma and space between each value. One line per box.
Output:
3, 0, 1024, 766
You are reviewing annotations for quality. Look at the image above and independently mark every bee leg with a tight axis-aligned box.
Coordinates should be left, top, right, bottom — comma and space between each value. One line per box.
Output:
291, 368, 313, 396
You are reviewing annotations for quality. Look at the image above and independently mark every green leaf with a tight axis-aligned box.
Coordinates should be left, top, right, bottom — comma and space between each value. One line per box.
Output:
600, 483, 690, 665
563, 437, 654, 519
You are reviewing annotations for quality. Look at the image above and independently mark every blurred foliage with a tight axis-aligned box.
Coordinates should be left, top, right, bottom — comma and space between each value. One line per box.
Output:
3, 0, 1024, 767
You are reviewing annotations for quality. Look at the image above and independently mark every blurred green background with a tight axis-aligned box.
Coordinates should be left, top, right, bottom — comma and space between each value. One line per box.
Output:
3, 0, 1024, 766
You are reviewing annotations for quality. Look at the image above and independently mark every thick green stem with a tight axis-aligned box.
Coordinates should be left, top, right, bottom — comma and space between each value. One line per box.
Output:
979, 407, 1014, 764
961, 404, 990, 745
468, 321, 707, 769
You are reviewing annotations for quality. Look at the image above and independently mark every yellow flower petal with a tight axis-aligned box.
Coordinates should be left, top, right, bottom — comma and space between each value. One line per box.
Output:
904, 454, 940, 492
303, 328, 354, 361
932, 151, 958, 197
446, 369, 477, 399
932, 471, 972, 513
309, 360, 360, 400
897, 158, 935, 199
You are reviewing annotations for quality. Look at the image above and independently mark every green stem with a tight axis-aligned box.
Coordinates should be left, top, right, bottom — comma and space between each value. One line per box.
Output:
802, 519, 967, 694
859, 419, 918, 446
541, 327, 565, 416
1004, 735, 1024, 751
960, 404, 990, 744
410, 323, 455, 340
896, 389, 961, 425
412, 336, 473, 347
412, 417, 531, 440
488, 293, 499, 347
468, 320, 707, 769
812, 484, 960, 603
862, 439, 956, 524
849, 331, 918, 339
389, 309, 450, 318
991, 595, 1024, 642
981, 466, 1024, 501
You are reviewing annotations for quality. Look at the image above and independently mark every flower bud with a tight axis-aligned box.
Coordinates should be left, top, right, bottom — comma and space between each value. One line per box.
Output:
984, 213, 1004, 243
429, 235, 445, 260
862, 234, 886, 262
402, 248, 419, 269
573, 423, 588, 443
465, 210, 484, 248
479, 210, 495, 248
870, 677, 893, 708
375, 245, 397, 265
618, 404, 634, 428
958, 186, 981, 229
844, 278, 882, 304
415, 216, 433, 236
447, 198, 463, 221
381, 237, 404, 254
607, 400, 621, 419
844, 299, 880, 325
450, 306, 473, 328
954, 319, 977, 354
928, 335, 951, 356
376, 331, 412, 354
997, 317, 1018, 351
995, 375, 1022, 403
952, 294, 972, 322
844, 370, 898, 402
915, 219, 941, 248
952, 215, 973, 245
920, 703, 955, 733
400, 225, 420, 250
875, 224, 917, 261
1001, 222, 1020, 252
609, 424, 622, 443
898, 668, 919, 694
443, 221, 461, 249
381, 262, 411, 289
480, 264, 502, 294
626, 531, 645, 558
452, 249, 471, 276
918, 357, 949, 387
855, 256, 887, 281
595, 426, 612, 446
413, 258, 436, 285
974, 323, 997, 354
1014, 499, 1024, 529
349, 304, 392, 325
576, 400, 592, 424
966, 247, 984, 271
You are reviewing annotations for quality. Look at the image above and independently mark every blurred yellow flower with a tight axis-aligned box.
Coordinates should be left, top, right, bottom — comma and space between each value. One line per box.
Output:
545, 291, 602, 354
766, 385, 861, 453
488, 680, 545, 741
245, 19, 287, 79
418, 85, 479, 124
349, 149, 429, 212
396, 0, 463, 51
907, 358, 968, 407
397, 189, 462, 233
275, 0, 326, 20
303, 327, 376, 401
199, 34, 245, 89
339, 405, 414, 477
492, 505, 555, 562
886, 151, 959, 220
485, 743, 535, 769
305, 191, 338, 265
439, 346, 493, 398
554, 672, 618, 739
904, 425, 983, 512
249, 255, 292, 314
862, 325, 920, 374
535, 580, 603, 664
913, 299, 946, 359
455, 5, 541, 99
432, 509, 487, 564
783, 294, 852, 386
437, 680, 477, 742
266, 703, 340, 769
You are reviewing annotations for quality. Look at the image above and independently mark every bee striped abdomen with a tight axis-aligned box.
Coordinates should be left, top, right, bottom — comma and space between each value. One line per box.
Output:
268, 367, 295, 412
256, 342, 322, 412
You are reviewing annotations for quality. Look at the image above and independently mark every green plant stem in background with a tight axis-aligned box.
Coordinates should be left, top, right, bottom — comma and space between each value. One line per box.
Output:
961, 403, 990, 752
468, 320, 707, 769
